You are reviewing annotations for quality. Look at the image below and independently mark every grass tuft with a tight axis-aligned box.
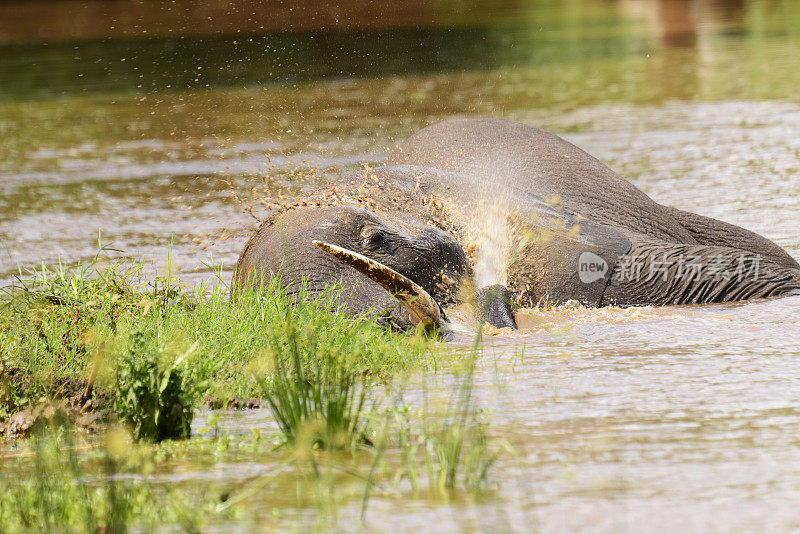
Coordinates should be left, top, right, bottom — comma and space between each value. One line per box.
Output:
262, 312, 371, 450
112, 330, 201, 442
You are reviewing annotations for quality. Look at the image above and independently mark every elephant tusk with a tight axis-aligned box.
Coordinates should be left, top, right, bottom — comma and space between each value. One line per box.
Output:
312, 240, 444, 331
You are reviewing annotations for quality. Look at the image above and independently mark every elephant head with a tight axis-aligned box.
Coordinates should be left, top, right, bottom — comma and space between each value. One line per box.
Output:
232, 205, 474, 331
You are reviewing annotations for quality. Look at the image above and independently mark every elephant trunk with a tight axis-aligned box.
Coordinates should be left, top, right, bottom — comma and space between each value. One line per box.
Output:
475, 284, 518, 330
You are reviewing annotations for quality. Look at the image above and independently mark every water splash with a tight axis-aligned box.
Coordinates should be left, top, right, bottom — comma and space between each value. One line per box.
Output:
472, 200, 512, 288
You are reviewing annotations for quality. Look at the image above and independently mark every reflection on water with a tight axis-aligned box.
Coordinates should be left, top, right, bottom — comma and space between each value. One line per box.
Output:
0, 0, 638, 101
2, 0, 800, 531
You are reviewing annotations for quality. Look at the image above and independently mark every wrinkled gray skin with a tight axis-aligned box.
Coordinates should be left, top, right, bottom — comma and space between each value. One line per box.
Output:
234, 205, 468, 330
235, 118, 800, 330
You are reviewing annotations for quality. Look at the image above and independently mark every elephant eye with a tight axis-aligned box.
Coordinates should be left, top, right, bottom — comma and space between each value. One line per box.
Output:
362, 229, 387, 250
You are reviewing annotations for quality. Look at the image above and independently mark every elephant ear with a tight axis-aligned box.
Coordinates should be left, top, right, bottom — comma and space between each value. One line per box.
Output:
507, 212, 632, 308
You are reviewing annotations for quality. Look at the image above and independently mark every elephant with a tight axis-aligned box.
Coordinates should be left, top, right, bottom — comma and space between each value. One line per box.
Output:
233, 118, 800, 331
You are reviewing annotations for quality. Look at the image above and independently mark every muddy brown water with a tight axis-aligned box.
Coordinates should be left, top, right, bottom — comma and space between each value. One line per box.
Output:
2, 0, 800, 531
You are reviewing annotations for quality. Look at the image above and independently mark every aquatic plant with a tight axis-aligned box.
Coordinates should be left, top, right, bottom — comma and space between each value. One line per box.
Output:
388, 361, 503, 496
0, 428, 214, 532
258, 288, 372, 450
112, 331, 199, 442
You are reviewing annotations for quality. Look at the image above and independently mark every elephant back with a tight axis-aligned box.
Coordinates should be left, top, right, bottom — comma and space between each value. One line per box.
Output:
387, 118, 696, 245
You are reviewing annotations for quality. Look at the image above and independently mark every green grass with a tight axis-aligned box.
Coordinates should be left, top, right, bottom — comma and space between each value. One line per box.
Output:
112, 330, 200, 442
0, 252, 511, 530
0, 428, 220, 532
0, 253, 432, 432
421, 369, 500, 492
0, 404, 508, 532
262, 314, 371, 450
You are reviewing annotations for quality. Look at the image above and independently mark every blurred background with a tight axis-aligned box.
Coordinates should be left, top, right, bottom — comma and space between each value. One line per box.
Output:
1, 0, 799, 284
